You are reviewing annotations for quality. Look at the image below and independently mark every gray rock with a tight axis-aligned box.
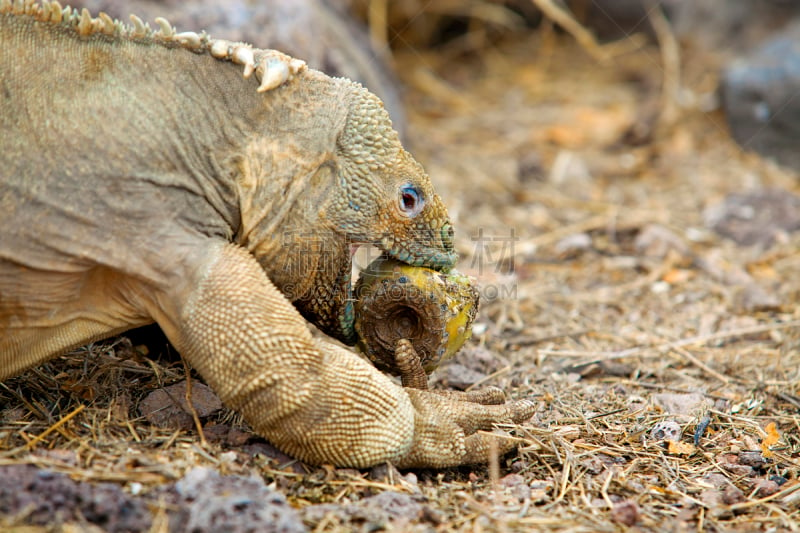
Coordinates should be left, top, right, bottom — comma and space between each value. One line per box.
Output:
301, 491, 435, 531
171, 467, 306, 533
704, 188, 800, 246
0, 465, 152, 532
721, 24, 800, 169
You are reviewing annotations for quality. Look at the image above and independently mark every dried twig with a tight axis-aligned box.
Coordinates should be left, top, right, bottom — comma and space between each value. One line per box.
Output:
25, 404, 85, 450
646, 1, 682, 128
182, 357, 207, 448
530, 0, 607, 61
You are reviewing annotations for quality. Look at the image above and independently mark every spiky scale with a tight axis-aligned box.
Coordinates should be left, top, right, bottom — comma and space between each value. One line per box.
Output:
154, 16, 173, 38
258, 58, 289, 92
129, 14, 146, 37
76, 6, 90, 35
98, 12, 114, 34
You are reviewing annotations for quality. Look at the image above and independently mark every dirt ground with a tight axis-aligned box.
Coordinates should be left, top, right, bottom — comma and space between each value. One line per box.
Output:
2, 4, 800, 532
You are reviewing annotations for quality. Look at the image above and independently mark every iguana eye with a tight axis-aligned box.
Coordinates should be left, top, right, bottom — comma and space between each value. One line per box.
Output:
399, 184, 424, 217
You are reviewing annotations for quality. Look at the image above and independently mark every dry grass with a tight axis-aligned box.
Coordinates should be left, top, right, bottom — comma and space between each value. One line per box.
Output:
2, 4, 800, 531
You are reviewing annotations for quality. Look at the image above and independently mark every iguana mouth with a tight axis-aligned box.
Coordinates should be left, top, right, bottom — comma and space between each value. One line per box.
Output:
379, 221, 457, 271
381, 238, 457, 271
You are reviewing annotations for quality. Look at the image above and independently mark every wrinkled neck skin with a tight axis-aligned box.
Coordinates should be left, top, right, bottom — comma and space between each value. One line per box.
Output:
232, 75, 359, 343
242, 189, 358, 345
240, 188, 359, 345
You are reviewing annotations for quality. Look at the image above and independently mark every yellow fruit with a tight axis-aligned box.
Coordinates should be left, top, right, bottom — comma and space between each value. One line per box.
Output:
354, 256, 479, 376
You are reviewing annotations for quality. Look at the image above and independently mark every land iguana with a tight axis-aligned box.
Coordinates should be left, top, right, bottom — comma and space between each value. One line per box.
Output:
0, 0, 535, 468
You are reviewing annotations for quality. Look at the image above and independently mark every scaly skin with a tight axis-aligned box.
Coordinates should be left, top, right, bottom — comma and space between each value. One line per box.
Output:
0, 1, 534, 468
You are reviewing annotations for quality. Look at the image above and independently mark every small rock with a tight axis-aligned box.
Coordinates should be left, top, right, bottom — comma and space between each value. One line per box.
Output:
634, 224, 690, 258
653, 392, 711, 419
702, 473, 731, 490
225, 426, 255, 447
203, 423, 232, 443
704, 188, 800, 247
172, 467, 304, 533
610, 500, 640, 527
1, 406, 27, 420
554, 233, 593, 258
754, 478, 781, 497
561, 360, 633, 378
139, 380, 223, 430
368, 462, 419, 492
731, 283, 781, 313
530, 480, 553, 503
672, 0, 799, 51
203, 423, 254, 446
720, 462, 755, 477
510, 459, 531, 474
301, 491, 431, 530
722, 26, 800, 170
579, 456, 605, 475
722, 484, 746, 505
770, 475, 789, 486
517, 151, 544, 183
650, 420, 682, 443
242, 442, 307, 473
0, 465, 151, 532
700, 488, 723, 513
498, 473, 531, 501
433, 363, 488, 390
362, 491, 425, 521
738, 450, 767, 468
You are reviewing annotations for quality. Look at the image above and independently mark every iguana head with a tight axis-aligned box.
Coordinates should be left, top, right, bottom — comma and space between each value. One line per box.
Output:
329, 84, 457, 271
236, 77, 456, 345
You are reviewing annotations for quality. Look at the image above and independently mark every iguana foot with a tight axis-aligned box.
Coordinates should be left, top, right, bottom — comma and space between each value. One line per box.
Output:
390, 338, 531, 467
426, 386, 508, 405
397, 387, 535, 468
392, 339, 508, 403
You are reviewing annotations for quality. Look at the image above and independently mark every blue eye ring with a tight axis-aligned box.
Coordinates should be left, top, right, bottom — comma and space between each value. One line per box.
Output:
399, 184, 424, 217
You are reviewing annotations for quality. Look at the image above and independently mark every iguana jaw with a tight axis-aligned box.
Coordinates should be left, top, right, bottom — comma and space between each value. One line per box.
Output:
378, 214, 458, 272
381, 238, 457, 271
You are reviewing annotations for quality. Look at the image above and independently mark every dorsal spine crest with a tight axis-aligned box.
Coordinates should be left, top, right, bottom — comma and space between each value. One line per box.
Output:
0, 0, 307, 92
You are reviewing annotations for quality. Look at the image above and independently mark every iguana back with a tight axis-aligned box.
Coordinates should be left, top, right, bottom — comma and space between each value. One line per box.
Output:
1, 9, 315, 280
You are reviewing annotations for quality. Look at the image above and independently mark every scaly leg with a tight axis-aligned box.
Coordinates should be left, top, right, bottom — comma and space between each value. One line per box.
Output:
149, 242, 534, 468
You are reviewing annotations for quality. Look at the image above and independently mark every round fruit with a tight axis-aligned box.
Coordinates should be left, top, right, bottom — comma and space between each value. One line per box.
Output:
354, 256, 479, 377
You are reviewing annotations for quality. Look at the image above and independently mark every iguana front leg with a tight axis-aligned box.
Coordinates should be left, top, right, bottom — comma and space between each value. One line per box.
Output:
155, 242, 533, 468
